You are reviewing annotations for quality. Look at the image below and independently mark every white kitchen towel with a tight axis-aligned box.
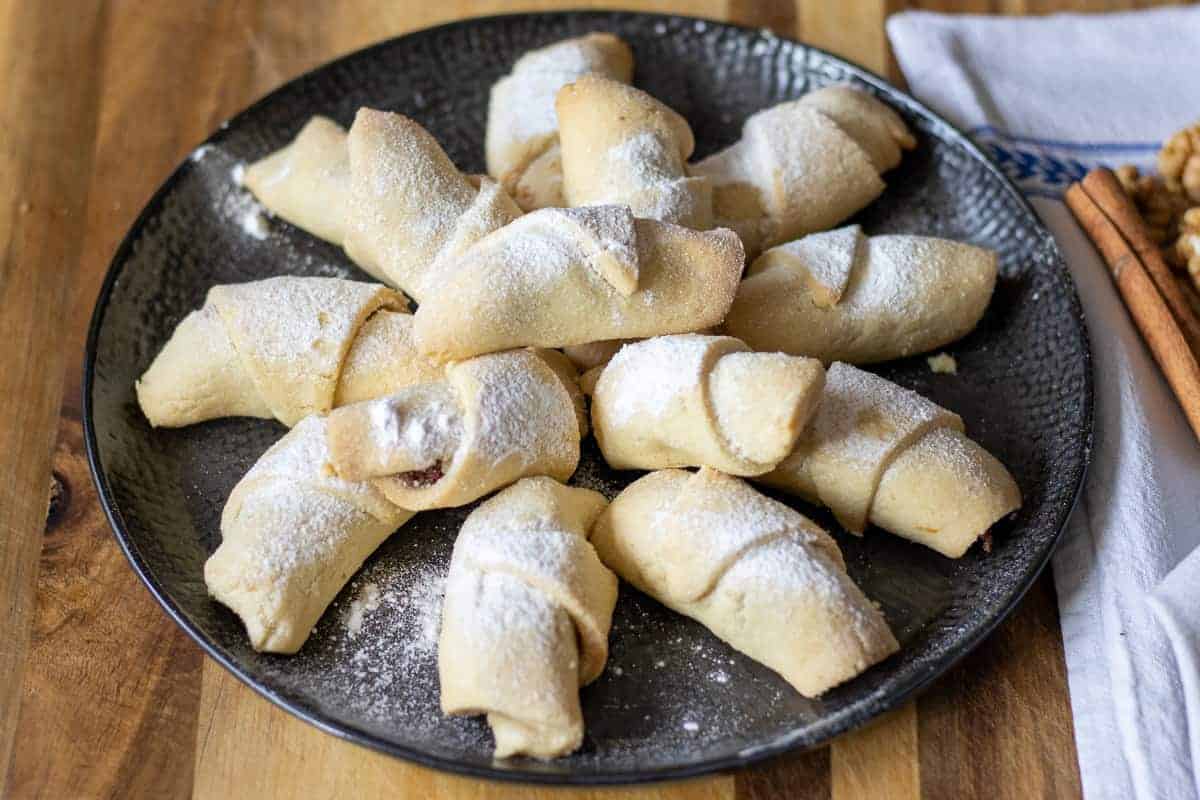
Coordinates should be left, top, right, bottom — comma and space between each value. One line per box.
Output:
888, 8, 1200, 800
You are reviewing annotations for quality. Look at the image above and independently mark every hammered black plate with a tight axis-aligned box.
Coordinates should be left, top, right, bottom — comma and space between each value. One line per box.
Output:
84, 11, 1092, 785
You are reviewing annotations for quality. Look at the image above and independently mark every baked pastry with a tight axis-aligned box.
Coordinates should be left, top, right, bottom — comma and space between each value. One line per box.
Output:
557, 75, 711, 228
136, 277, 440, 428
562, 339, 630, 371
241, 110, 520, 296
324, 349, 581, 510
591, 468, 898, 696
205, 414, 413, 653
413, 205, 744, 362
690, 84, 915, 256
723, 225, 998, 363
591, 334, 825, 475
439, 477, 616, 759
344, 108, 522, 299
530, 347, 590, 438
756, 362, 1021, 557
486, 33, 634, 211
242, 116, 351, 245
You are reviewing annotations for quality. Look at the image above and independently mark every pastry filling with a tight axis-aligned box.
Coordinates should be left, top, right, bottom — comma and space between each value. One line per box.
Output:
396, 462, 445, 488
325, 383, 462, 483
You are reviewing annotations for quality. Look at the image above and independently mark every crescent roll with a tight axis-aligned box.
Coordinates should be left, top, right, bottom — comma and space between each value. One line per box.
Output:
486, 33, 634, 211
324, 349, 580, 510
439, 477, 616, 759
724, 225, 998, 363
757, 362, 1021, 557
591, 334, 825, 475
344, 108, 522, 299
241, 110, 520, 294
136, 277, 444, 428
690, 84, 915, 256
242, 116, 351, 245
413, 205, 745, 362
592, 468, 898, 697
557, 75, 712, 229
562, 339, 630, 371
206, 414, 414, 653
530, 347, 590, 438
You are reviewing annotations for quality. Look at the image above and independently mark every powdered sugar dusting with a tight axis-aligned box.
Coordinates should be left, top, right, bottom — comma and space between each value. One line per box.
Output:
365, 388, 463, 473
239, 205, 270, 239
903, 426, 989, 487
803, 363, 961, 530
602, 335, 708, 425
469, 351, 578, 470
212, 277, 395, 423
216, 161, 271, 240
344, 581, 382, 638
833, 236, 938, 322
587, 132, 704, 225
347, 111, 476, 295
767, 224, 861, 302
460, 215, 583, 316
812, 363, 953, 469
190, 144, 215, 162
489, 34, 628, 168
304, 540, 452, 730
648, 470, 840, 603
237, 415, 397, 524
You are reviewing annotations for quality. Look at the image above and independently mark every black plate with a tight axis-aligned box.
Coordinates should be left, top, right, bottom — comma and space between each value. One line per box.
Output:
84, 11, 1092, 786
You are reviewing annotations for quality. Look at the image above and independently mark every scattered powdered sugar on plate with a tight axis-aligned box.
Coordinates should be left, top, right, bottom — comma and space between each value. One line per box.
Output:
190, 144, 215, 162
343, 581, 382, 638
302, 531, 456, 730
205, 157, 272, 241
238, 206, 271, 240
567, 449, 622, 497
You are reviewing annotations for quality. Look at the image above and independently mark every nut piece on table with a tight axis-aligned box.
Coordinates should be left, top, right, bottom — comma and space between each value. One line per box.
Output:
1176, 207, 1200, 289
1159, 123, 1200, 203
1115, 163, 1192, 246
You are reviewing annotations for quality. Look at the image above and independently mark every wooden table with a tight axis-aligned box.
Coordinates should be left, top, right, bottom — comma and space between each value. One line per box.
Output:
5, 1, 1156, 796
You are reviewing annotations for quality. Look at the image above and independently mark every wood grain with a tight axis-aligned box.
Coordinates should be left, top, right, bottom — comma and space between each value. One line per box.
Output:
0, 2, 106, 792
0, 2, 1098, 799
6, 417, 202, 799
196, 660, 735, 800
831, 707, 920, 800
917, 574, 1081, 799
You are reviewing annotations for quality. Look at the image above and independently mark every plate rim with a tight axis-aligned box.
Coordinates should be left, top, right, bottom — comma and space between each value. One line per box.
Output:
82, 8, 1094, 786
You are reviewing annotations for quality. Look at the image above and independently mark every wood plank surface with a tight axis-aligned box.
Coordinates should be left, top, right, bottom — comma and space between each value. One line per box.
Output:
0, 2, 107, 792
3, 0, 1155, 797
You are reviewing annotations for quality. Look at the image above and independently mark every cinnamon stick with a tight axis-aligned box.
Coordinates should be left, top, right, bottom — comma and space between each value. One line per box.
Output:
1081, 168, 1200, 354
1065, 179, 1200, 441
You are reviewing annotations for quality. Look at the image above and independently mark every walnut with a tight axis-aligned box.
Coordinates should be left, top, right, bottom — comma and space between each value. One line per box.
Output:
1115, 164, 1141, 197
1115, 165, 1191, 247
1175, 207, 1200, 279
1186, 159, 1200, 205
1158, 124, 1200, 203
